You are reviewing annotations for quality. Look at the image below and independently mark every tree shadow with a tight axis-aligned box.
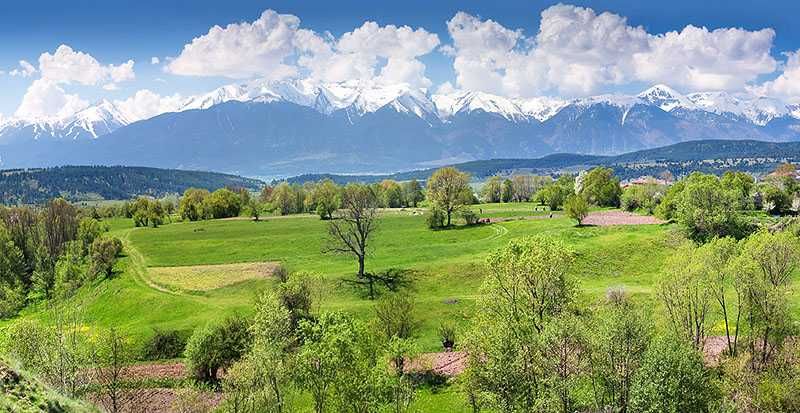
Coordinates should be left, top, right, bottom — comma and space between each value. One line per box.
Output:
340, 268, 417, 299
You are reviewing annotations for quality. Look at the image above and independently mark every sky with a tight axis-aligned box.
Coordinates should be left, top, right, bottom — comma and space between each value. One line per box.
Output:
1, 0, 799, 120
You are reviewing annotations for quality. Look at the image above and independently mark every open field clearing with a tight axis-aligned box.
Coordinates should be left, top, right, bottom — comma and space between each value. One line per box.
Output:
147, 261, 279, 291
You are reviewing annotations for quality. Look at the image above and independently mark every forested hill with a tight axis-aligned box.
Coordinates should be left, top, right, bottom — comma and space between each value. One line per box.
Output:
285, 139, 800, 184
0, 166, 264, 205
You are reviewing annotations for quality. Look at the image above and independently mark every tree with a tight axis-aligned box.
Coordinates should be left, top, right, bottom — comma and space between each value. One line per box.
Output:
311, 179, 340, 220
325, 184, 380, 298
427, 167, 471, 227
629, 335, 716, 413
579, 167, 621, 207
0, 223, 26, 317
589, 290, 651, 412
659, 243, 713, 350
374, 293, 417, 341
77, 217, 105, 255
270, 182, 300, 216
465, 236, 576, 412
696, 237, 742, 356
736, 230, 799, 369
675, 173, 748, 242
93, 328, 133, 413
223, 292, 294, 413
89, 237, 123, 279
721, 171, 755, 210
540, 314, 588, 413
401, 180, 424, 208
380, 180, 404, 208
185, 314, 251, 383
501, 178, 514, 203
179, 188, 210, 221
760, 183, 791, 215
41, 198, 79, 263
481, 176, 503, 203
204, 188, 243, 219
564, 195, 589, 226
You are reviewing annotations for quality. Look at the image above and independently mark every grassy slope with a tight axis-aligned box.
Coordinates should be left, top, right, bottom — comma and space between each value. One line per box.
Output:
0, 359, 98, 412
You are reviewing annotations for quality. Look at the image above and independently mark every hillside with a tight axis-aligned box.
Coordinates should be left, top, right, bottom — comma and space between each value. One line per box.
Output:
285, 139, 800, 184
0, 166, 264, 205
0, 359, 97, 412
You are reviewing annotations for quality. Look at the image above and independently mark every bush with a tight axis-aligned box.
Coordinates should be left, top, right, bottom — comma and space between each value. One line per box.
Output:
460, 209, 479, 226
142, 329, 186, 360
426, 207, 447, 229
630, 335, 717, 412
438, 320, 457, 351
185, 315, 252, 383
564, 194, 589, 226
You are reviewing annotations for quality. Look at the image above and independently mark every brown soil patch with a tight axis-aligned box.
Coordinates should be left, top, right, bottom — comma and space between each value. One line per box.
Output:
119, 362, 187, 381
407, 351, 468, 377
581, 210, 664, 226
89, 388, 221, 413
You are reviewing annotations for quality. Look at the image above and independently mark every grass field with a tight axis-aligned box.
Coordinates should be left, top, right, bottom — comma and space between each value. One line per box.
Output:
8, 202, 800, 411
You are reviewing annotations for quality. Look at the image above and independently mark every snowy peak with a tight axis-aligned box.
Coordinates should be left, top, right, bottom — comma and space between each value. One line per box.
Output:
433, 91, 527, 122
687, 91, 789, 126
637, 84, 694, 112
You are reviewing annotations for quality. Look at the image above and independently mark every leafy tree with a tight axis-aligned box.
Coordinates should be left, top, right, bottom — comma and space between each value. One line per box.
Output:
185, 314, 252, 383
427, 167, 471, 226
629, 335, 717, 413
89, 237, 123, 279
325, 184, 380, 298
760, 183, 791, 215
204, 188, 243, 219
564, 194, 589, 226
92, 328, 133, 413
179, 188, 210, 221
77, 217, 105, 255
620, 181, 664, 214
695, 237, 742, 356
270, 182, 302, 216
540, 314, 588, 413
54, 242, 86, 298
481, 176, 503, 203
501, 178, 514, 203
675, 173, 748, 242
380, 180, 404, 208
426, 207, 446, 229
659, 243, 713, 350
579, 167, 621, 207
401, 179, 424, 208
374, 292, 417, 341
0, 223, 26, 317
589, 290, 652, 412
736, 230, 799, 369
311, 179, 340, 220
465, 236, 576, 411
721, 171, 755, 210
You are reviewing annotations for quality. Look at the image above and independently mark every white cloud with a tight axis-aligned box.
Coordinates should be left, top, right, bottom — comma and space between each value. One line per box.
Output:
15, 79, 89, 119
444, 5, 779, 97
114, 89, 184, 121
39, 44, 135, 86
750, 50, 800, 103
151, 56, 160, 65
9, 60, 37, 77
166, 10, 440, 88
13, 45, 136, 119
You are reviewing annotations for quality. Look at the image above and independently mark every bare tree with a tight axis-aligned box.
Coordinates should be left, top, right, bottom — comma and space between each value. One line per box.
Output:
325, 184, 380, 298
93, 328, 132, 413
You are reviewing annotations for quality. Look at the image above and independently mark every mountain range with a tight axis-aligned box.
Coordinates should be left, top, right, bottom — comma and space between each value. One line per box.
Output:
1, 80, 799, 177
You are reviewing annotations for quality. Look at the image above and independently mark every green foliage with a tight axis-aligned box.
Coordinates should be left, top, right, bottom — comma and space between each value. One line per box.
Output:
380, 180, 404, 208
620, 181, 665, 214
131, 197, 165, 227
427, 167, 471, 227
425, 207, 446, 229
580, 167, 622, 207
500, 179, 514, 203
401, 179, 424, 208
179, 188, 210, 221
534, 176, 574, 210
480, 176, 503, 203
142, 328, 186, 360
459, 209, 480, 226
77, 217, 106, 255
185, 314, 252, 383
630, 335, 717, 413
564, 194, 589, 226
203, 188, 243, 219
89, 237, 123, 279
760, 183, 792, 215
675, 173, 751, 242
310, 179, 340, 220
374, 292, 417, 340
53, 242, 86, 299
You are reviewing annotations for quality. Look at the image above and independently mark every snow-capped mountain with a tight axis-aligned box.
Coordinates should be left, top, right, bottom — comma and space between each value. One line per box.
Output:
1, 79, 799, 176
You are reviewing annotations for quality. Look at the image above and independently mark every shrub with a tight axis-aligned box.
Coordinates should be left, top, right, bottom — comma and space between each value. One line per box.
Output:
426, 207, 446, 229
564, 195, 589, 226
142, 329, 186, 360
185, 315, 252, 383
438, 320, 457, 351
460, 209, 479, 226
89, 237, 123, 279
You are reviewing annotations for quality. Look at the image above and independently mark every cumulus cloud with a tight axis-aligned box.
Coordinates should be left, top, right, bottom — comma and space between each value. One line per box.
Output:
14, 45, 136, 119
151, 56, 160, 65
750, 50, 800, 103
38, 45, 135, 86
444, 4, 779, 97
166, 10, 440, 88
15, 79, 89, 118
114, 89, 184, 121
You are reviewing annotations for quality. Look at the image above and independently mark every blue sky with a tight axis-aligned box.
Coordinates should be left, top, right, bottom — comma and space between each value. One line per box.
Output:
2, 0, 799, 119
